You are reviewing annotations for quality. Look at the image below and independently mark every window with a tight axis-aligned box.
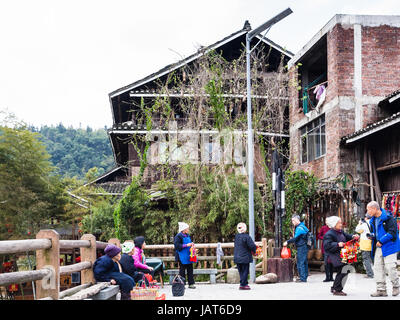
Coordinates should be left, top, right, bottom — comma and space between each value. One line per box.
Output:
300, 115, 326, 163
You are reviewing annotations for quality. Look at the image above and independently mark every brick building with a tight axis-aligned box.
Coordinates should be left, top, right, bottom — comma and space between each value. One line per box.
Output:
288, 14, 400, 231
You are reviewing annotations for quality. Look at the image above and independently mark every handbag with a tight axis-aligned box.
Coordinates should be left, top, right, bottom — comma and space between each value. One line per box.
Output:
189, 245, 197, 263
171, 274, 185, 297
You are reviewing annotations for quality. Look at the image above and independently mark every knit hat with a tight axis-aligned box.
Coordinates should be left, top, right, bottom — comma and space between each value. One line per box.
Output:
178, 222, 189, 233
326, 216, 341, 229
237, 222, 247, 233
121, 241, 135, 254
134, 236, 145, 249
104, 244, 121, 258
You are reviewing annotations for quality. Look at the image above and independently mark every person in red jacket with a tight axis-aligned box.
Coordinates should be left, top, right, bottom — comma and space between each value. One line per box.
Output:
317, 218, 333, 282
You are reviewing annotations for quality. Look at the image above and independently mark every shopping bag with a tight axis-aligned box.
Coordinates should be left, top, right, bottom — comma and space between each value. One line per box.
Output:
281, 246, 291, 259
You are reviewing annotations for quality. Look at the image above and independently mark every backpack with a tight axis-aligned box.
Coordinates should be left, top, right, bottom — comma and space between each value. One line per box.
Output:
306, 231, 315, 248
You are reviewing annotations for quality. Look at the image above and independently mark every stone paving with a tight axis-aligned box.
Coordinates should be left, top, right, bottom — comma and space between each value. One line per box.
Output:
158, 271, 400, 300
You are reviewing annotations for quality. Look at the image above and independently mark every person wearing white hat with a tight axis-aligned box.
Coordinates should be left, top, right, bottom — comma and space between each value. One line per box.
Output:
119, 241, 148, 286
233, 222, 257, 290
174, 222, 196, 289
323, 216, 359, 296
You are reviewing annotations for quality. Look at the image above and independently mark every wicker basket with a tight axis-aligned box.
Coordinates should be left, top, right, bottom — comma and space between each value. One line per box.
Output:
130, 286, 159, 300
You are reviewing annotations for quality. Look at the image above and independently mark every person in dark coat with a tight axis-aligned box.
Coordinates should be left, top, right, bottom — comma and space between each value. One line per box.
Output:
174, 222, 196, 289
317, 219, 333, 282
323, 216, 359, 296
93, 244, 135, 300
233, 222, 257, 290
119, 241, 149, 286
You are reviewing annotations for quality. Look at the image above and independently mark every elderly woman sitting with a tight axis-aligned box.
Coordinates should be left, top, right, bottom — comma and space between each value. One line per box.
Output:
93, 244, 135, 300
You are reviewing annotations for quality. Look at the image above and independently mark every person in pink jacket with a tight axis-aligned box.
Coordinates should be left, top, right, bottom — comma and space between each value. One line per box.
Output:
133, 236, 154, 276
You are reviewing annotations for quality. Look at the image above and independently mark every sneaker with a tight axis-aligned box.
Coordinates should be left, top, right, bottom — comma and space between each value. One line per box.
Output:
188, 285, 196, 289
370, 290, 388, 297
295, 279, 307, 283
323, 278, 331, 282
239, 285, 251, 290
393, 287, 400, 296
333, 290, 347, 296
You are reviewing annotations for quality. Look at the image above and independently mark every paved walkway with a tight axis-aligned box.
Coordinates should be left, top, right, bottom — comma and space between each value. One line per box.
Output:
158, 271, 400, 300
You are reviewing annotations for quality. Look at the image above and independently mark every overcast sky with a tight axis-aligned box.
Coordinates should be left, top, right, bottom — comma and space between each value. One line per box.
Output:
1, 0, 399, 129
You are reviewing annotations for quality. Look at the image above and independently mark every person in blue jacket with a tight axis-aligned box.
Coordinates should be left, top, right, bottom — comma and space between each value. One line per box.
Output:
283, 214, 309, 282
367, 201, 400, 297
174, 222, 196, 289
233, 222, 257, 290
93, 244, 135, 300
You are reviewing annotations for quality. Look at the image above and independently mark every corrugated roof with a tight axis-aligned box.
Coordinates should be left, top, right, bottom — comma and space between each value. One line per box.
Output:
342, 111, 400, 144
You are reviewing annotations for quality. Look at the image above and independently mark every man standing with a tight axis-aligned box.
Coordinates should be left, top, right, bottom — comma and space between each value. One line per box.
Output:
367, 201, 400, 297
283, 215, 309, 282
355, 214, 374, 278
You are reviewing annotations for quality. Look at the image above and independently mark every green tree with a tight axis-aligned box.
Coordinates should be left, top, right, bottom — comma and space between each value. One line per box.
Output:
0, 125, 68, 239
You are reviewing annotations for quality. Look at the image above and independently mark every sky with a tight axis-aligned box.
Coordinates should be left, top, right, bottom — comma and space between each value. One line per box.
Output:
1, 0, 399, 129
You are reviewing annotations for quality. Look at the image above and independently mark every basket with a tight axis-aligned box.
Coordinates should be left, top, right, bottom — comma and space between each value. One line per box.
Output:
131, 280, 159, 300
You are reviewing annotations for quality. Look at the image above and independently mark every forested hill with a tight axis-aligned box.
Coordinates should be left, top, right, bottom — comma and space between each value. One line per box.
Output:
30, 124, 115, 179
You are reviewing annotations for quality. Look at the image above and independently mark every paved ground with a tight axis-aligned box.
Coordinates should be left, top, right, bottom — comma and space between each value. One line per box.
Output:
158, 271, 400, 300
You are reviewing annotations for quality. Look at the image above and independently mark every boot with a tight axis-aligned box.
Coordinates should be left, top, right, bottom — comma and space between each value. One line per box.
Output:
370, 290, 388, 297
121, 292, 131, 300
393, 287, 400, 297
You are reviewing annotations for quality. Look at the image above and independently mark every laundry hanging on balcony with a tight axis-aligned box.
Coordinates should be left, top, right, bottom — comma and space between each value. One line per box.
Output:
302, 73, 326, 114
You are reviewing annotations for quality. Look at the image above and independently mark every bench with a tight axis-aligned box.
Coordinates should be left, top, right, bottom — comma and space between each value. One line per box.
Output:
166, 269, 218, 284
88, 285, 120, 300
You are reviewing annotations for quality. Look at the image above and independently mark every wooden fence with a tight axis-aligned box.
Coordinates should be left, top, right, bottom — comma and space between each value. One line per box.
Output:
0, 230, 275, 300
0, 229, 113, 300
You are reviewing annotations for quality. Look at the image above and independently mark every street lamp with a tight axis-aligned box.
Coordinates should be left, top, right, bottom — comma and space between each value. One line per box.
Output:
246, 7, 292, 283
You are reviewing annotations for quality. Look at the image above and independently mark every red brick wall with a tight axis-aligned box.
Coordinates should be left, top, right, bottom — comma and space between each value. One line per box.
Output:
362, 26, 400, 97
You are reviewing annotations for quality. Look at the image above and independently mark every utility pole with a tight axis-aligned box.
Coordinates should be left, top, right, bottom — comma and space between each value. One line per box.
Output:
246, 7, 292, 282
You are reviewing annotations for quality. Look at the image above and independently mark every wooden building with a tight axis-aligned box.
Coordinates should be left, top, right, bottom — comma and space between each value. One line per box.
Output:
94, 21, 293, 191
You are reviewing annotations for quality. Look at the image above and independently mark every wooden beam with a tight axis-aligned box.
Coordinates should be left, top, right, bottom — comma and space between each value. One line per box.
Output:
35, 230, 60, 300
0, 239, 51, 255
80, 234, 97, 285
0, 269, 51, 287
368, 150, 375, 201
61, 282, 110, 300
59, 240, 91, 249
376, 161, 400, 172
59, 262, 91, 276
59, 283, 92, 299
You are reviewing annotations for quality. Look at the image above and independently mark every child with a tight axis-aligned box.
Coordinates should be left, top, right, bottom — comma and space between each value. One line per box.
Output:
133, 236, 154, 276
93, 244, 134, 300
233, 222, 257, 290
174, 222, 196, 289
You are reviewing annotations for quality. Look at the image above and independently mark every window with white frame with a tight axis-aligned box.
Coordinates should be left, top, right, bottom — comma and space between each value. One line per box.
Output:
300, 114, 326, 164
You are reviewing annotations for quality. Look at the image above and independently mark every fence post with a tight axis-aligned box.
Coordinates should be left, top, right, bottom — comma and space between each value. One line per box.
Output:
108, 238, 121, 248
80, 234, 96, 285
262, 238, 268, 275
36, 229, 60, 300
267, 239, 275, 258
